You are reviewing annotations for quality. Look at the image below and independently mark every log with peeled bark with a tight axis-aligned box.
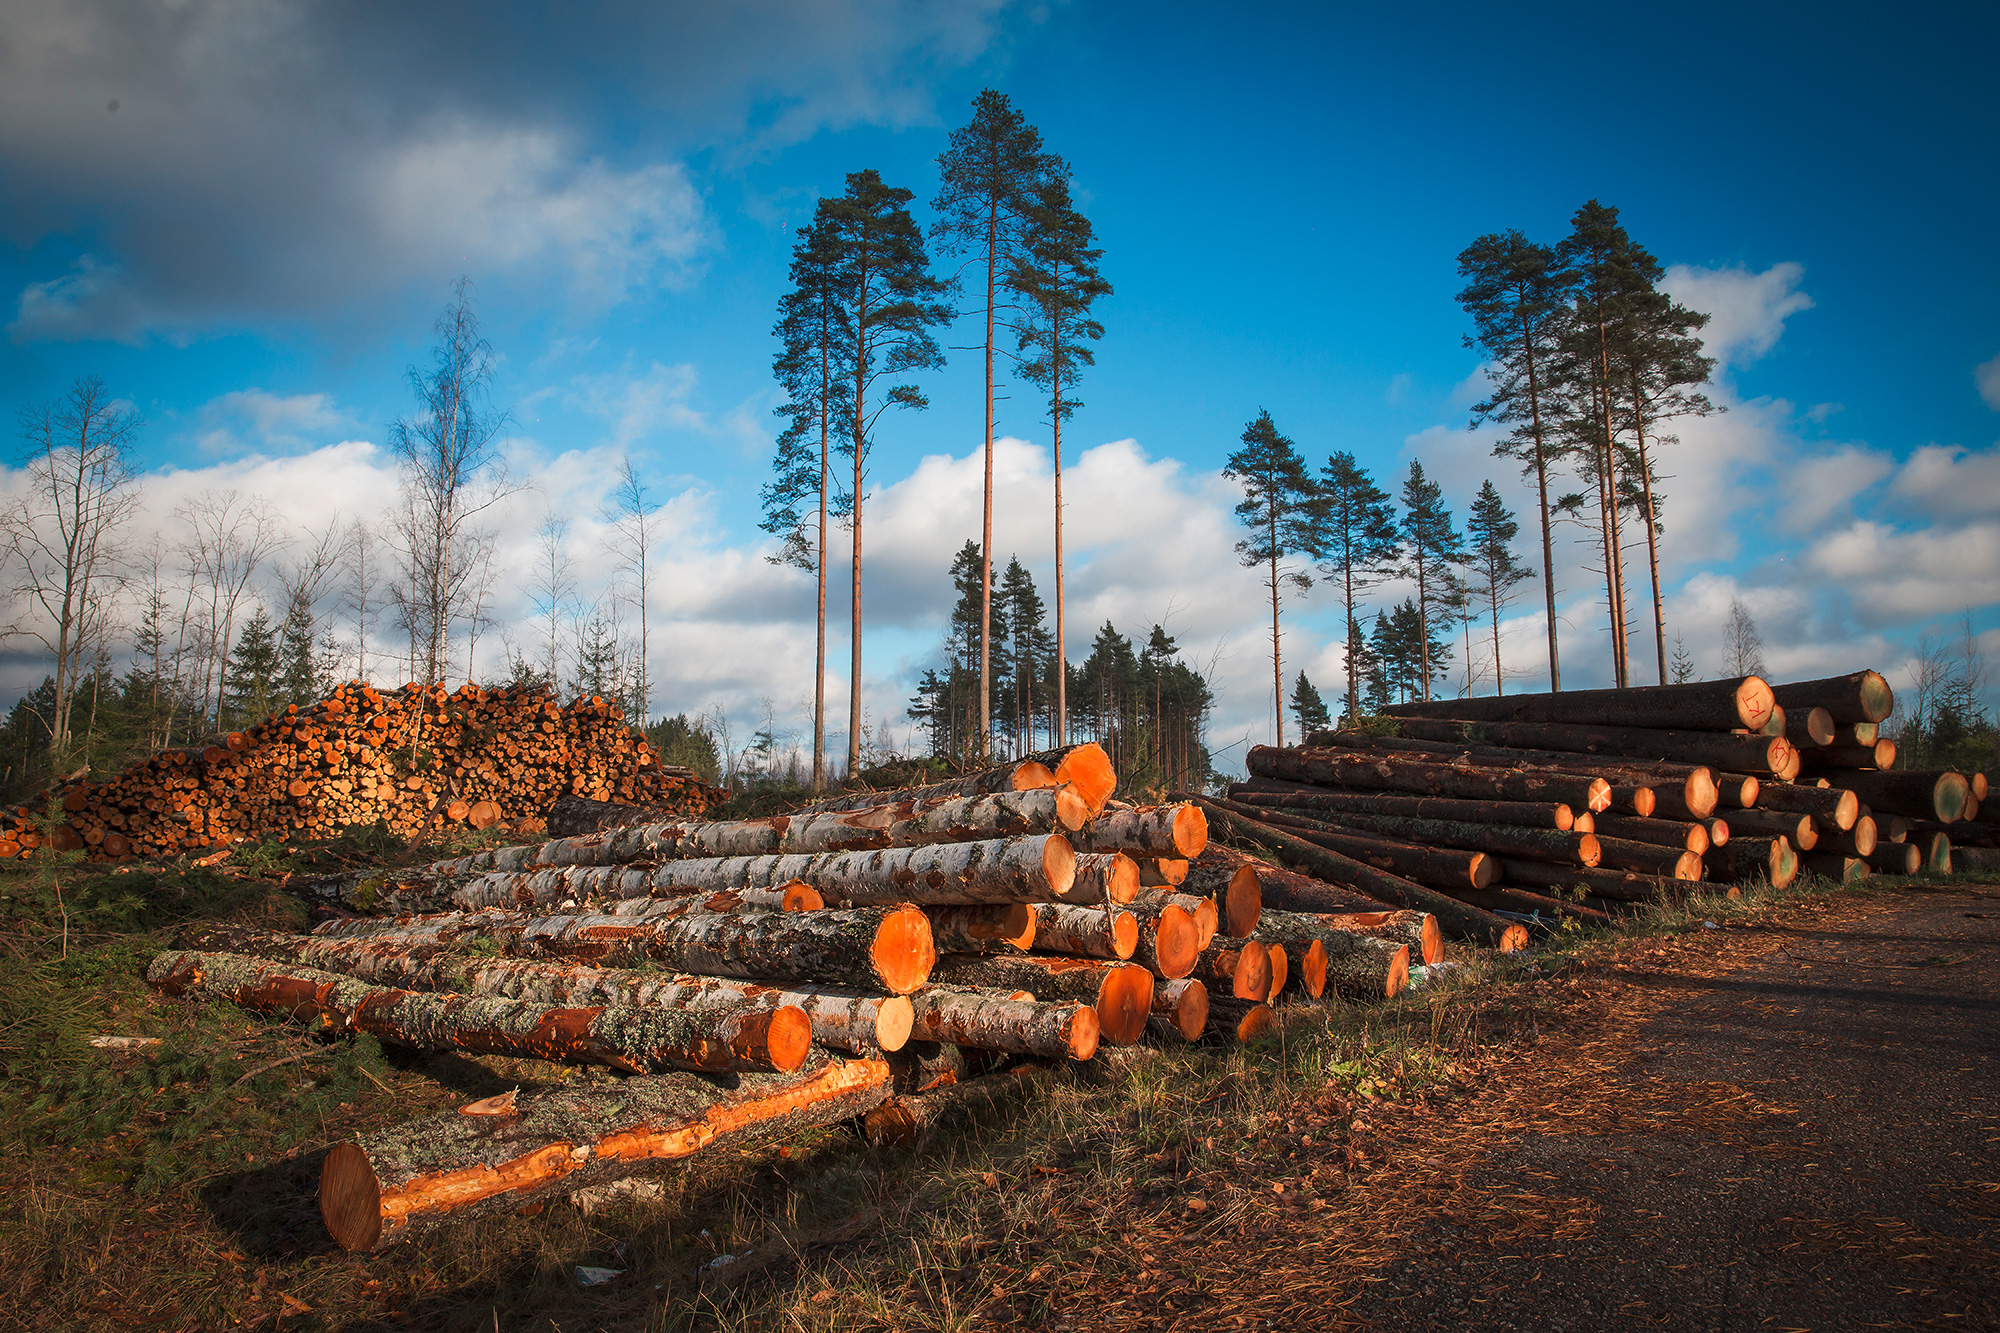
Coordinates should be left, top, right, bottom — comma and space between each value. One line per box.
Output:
1712, 836, 1798, 889
1122, 898, 1200, 979
1800, 852, 1869, 883
1823, 770, 1970, 823
1386, 717, 1794, 776
1253, 909, 1411, 1000
320, 1054, 892, 1250
924, 955, 1155, 1046
791, 743, 1118, 818
1380, 675, 1774, 731
1784, 707, 1838, 748
147, 950, 813, 1074
1226, 784, 1577, 831
1812, 815, 1879, 858
1305, 910, 1441, 965
1151, 977, 1208, 1040
1201, 997, 1276, 1044
1771, 670, 1894, 725
1723, 809, 1817, 850
1066, 803, 1208, 858
1219, 805, 1496, 890
1030, 902, 1138, 961
1591, 835, 1704, 880
1798, 740, 1896, 772
1209, 796, 1601, 870
1190, 798, 1527, 951
1751, 782, 1860, 829
924, 903, 1037, 954
1193, 937, 1272, 1001
1137, 858, 1190, 887
905, 985, 1099, 1060
1496, 860, 1688, 903
1177, 847, 1266, 936
1863, 842, 1922, 876
1063, 852, 1141, 906
1245, 746, 1613, 813
1580, 814, 1708, 854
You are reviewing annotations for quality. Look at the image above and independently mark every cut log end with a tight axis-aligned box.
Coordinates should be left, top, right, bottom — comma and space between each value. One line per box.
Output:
1067, 1006, 1102, 1061
1860, 670, 1894, 723
741, 1006, 815, 1073
1296, 939, 1328, 999
1052, 743, 1118, 816
1053, 785, 1091, 831
1111, 910, 1139, 959
1384, 942, 1410, 999
1153, 977, 1208, 1040
1223, 864, 1262, 937
321, 1142, 384, 1253
1148, 904, 1200, 979
1173, 803, 1210, 859
873, 908, 939, 994
1042, 834, 1078, 898
780, 880, 826, 911
1737, 675, 1775, 730
1093, 964, 1155, 1046
874, 996, 915, 1053
1585, 778, 1612, 813
1497, 924, 1531, 953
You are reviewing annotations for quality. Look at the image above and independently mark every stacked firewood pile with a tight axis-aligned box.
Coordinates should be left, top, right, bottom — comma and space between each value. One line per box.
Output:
0, 682, 719, 860
1200, 671, 1987, 927
143, 740, 1448, 1250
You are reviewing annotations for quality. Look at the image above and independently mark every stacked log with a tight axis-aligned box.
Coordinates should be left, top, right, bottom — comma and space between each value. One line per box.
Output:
0, 682, 718, 860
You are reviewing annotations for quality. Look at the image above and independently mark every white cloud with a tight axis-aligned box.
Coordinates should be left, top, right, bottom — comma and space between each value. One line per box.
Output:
1662, 261, 1813, 368
1887, 443, 2000, 521
1978, 352, 2000, 410
193, 389, 355, 456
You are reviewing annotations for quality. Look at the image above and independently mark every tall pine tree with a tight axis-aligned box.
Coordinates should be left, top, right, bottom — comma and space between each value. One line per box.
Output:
1464, 480, 1534, 696
1397, 461, 1464, 701
1316, 451, 1399, 724
998, 556, 1051, 754
933, 90, 1061, 758
1225, 411, 1320, 745
1457, 229, 1573, 690
762, 210, 853, 788
1010, 177, 1110, 745
822, 170, 952, 775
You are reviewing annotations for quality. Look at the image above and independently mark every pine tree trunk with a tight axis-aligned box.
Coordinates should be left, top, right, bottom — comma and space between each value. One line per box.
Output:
1380, 676, 1773, 730
791, 743, 1114, 818
320, 1055, 892, 1250
1386, 717, 1791, 774
1823, 770, 1969, 823
1121, 898, 1200, 979
1221, 806, 1495, 889
1228, 784, 1578, 831
1208, 795, 1600, 869
1194, 936, 1271, 1001
1768, 671, 1894, 724
1245, 745, 1613, 813
925, 954, 1154, 1045
1589, 836, 1704, 879
1588, 814, 1710, 853
1176, 847, 1266, 936
1131, 888, 1218, 951
1254, 910, 1409, 1000
1752, 782, 1861, 829
907, 984, 1098, 1060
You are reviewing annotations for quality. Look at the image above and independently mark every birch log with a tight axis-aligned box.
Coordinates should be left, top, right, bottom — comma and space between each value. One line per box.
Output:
1066, 802, 1208, 858
924, 955, 1155, 1046
1029, 902, 1138, 961
1150, 977, 1208, 1040
905, 985, 1099, 1060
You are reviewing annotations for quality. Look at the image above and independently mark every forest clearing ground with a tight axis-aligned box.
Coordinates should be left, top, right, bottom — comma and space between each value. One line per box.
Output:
2, 863, 1995, 1331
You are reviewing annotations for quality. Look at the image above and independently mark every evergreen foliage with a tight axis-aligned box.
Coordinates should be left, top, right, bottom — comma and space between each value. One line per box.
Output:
644, 714, 723, 786
1225, 410, 1320, 745
1396, 461, 1465, 700
1315, 451, 1400, 724
1464, 480, 1535, 696
1290, 672, 1331, 737
220, 608, 280, 728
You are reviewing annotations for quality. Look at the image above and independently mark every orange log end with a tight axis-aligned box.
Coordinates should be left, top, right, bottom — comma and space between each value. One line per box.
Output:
1224, 864, 1262, 937
1173, 802, 1209, 859
1052, 742, 1118, 816
1585, 779, 1613, 813
874, 907, 938, 994
1092, 963, 1154, 1045
320, 1142, 383, 1252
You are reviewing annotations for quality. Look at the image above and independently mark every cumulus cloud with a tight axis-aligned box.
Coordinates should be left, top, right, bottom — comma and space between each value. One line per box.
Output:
0, 0, 1007, 340
1663, 261, 1813, 367
193, 390, 356, 456
1978, 352, 2000, 410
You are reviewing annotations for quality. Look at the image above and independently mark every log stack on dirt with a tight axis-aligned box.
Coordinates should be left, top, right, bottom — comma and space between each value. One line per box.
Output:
0, 682, 720, 861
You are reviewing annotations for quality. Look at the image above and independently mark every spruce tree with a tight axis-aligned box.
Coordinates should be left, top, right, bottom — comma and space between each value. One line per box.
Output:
221, 607, 280, 727
1316, 451, 1399, 723
934, 90, 1062, 757
1396, 461, 1465, 701
1290, 672, 1331, 738
762, 210, 853, 789
277, 588, 320, 708
1465, 480, 1535, 696
1344, 614, 1380, 721
821, 169, 953, 775
1224, 410, 1320, 745
1010, 177, 1111, 745
1670, 633, 1698, 684
1457, 229, 1573, 690
999, 556, 1050, 754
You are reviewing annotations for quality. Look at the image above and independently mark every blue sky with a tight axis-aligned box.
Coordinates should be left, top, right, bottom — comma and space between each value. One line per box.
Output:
3, 0, 1996, 768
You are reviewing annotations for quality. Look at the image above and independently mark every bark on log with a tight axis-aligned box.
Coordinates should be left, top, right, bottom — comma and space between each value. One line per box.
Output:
1956, 846, 2000, 873
1799, 852, 1869, 883
1723, 809, 1817, 849
1387, 717, 1792, 776
1751, 782, 1860, 830
449, 866, 820, 914
1201, 997, 1275, 1044
1220, 806, 1495, 889
1063, 852, 1141, 905
1293, 736, 1722, 817
1132, 889, 1219, 951
1212, 796, 1601, 869
1253, 909, 1410, 1000
1436, 884, 1613, 925
1245, 747, 1612, 813
1151, 977, 1208, 1039
1030, 902, 1138, 961
1831, 722, 1879, 747
1770, 670, 1894, 725
1185, 846, 1372, 921
1228, 784, 1576, 831
1303, 910, 1440, 965
1813, 815, 1879, 858
1819, 770, 1969, 823
1191, 798, 1527, 951
924, 955, 1154, 1046
546, 793, 680, 837
1137, 858, 1189, 887
1604, 785, 1658, 818
147, 950, 813, 1074
1863, 842, 1922, 876
1798, 740, 1896, 771
1590, 836, 1704, 880
924, 903, 1037, 954
1785, 708, 1837, 748
906, 985, 1099, 1060
1881, 815, 1910, 844
1066, 803, 1207, 858
1589, 814, 1708, 854
1122, 898, 1200, 980
320, 1055, 892, 1250
1712, 836, 1797, 889
791, 743, 1117, 818
1193, 937, 1272, 1001
1380, 675, 1773, 731
1496, 860, 1688, 903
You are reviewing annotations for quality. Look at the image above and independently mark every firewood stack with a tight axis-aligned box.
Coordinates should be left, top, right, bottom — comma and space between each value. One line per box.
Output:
1202, 670, 1982, 922
0, 682, 720, 860
140, 740, 1435, 1251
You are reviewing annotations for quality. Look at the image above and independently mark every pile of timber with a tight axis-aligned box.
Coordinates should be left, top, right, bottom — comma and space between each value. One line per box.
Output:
1204, 670, 1985, 917
144, 740, 1440, 1251
0, 682, 719, 860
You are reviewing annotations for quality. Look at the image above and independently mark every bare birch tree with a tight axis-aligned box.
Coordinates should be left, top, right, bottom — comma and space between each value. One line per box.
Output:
610, 455, 656, 723
179, 490, 287, 727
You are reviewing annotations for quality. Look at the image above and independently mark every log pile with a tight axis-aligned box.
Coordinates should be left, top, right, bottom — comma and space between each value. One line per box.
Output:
0, 682, 721, 860
143, 740, 1437, 1251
